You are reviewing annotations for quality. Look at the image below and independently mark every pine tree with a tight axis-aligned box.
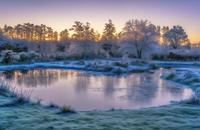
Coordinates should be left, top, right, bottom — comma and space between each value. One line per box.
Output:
102, 19, 116, 41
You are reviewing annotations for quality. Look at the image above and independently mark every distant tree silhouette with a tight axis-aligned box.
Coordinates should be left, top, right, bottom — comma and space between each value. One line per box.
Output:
83, 22, 96, 41
101, 19, 116, 41
163, 26, 189, 49
70, 21, 85, 41
53, 31, 58, 41
60, 29, 69, 41
2, 23, 58, 42
0, 27, 3, 40
120, 20, 159, 58
161, 26, 170, 45
102, 19, 116, 41
4, 25, 14, 39
0, 20, 191, 51
70, 21, 96, 41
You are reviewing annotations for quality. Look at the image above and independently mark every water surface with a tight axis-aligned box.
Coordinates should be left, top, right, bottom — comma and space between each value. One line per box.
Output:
0, 69, 193, 111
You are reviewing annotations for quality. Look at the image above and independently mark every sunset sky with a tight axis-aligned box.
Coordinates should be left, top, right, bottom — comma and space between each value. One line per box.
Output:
0, 0, 199, 42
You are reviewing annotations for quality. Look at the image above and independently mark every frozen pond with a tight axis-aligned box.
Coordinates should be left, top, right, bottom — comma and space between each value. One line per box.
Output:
0, 68, 193, 111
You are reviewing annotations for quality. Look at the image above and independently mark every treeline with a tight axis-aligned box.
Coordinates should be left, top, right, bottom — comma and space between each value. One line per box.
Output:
1, 23, 58, 41
0, 19, 190, 49
0, 19, 199, 63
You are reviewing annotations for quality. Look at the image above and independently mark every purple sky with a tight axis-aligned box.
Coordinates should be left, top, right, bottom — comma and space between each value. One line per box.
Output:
0, 0, 199, 42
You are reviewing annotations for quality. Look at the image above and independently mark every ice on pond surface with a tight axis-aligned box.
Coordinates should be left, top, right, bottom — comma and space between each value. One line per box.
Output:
0, 68, 193, 111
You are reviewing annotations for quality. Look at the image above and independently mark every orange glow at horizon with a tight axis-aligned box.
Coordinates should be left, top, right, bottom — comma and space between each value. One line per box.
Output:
0, 0, 199, 43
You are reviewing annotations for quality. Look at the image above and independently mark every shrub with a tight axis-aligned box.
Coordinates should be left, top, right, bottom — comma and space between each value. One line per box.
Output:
149, 63, 159, 70
13, 44, 28, 52
111, 67, 125, 74
112, 62, 128, 68
0, 43, 27, 53
47, 102, 59, 108
0, 43, 14, 51
151, 54, 166, 60
75, 60, 85, 65
19, 52, 29, 62
56, 44, 66, 52
18, 51, 40, 63
53, 52, 68, 60
59, 105, 76, 114
1, 50, 13, 64
29, 51, 40, 60
163, 73, 176, 80
101, 65, 113, 72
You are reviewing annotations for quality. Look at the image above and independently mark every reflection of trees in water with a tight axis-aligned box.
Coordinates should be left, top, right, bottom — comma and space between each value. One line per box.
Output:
88, 76, 116, 97
103, 77, 115, 97
1, 68, 185, 105
60, 70, 78, 79
125, 73, 158, 105
3, 69, 63, 87
60, 70, 90, 93
2, 70, 15, 80
74, 74, 89, 93
124, 71, 185, 107
100, 76, 121, 97
71, 73, 121, 97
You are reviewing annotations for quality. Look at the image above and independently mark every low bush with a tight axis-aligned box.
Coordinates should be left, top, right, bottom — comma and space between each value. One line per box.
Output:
47, 102, 59, 108
0, 50, 14, 64
112, 62, 128, 68
56, 44, 66, 52
151, 52, 200, 61
58, 105, 76, 114
0, 43, 27, 53
0, 50, 41, 64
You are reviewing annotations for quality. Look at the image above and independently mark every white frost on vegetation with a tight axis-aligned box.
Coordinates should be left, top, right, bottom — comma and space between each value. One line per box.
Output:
0, 59, 151, 74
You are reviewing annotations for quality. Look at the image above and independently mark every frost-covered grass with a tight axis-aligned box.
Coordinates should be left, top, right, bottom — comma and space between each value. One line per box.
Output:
151, 60, 200, 68
0, 59, 151, 74
0, 81, 32, 107
1, 93, 200, 130
1, 65, 200, 129
0, 74, 200, 130
0, 81, 10, 94
58, 105, 76, 114
161, 68, 200, 89
161, 68, 200, 105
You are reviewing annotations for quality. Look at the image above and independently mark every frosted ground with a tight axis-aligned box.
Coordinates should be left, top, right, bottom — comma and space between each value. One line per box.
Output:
0, 59, 151, 74
1, 60, 200, 130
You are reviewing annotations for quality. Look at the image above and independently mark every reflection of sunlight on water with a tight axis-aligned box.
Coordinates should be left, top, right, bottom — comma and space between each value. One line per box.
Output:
183, 88, 193, 100
0, 68, 194, 110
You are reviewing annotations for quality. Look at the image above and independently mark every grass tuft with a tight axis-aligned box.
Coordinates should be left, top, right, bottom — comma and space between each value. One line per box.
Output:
0, 81, 32, 107
0, 80, 18, 97
58, 105, 76, 114
0, 81, 10, 95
